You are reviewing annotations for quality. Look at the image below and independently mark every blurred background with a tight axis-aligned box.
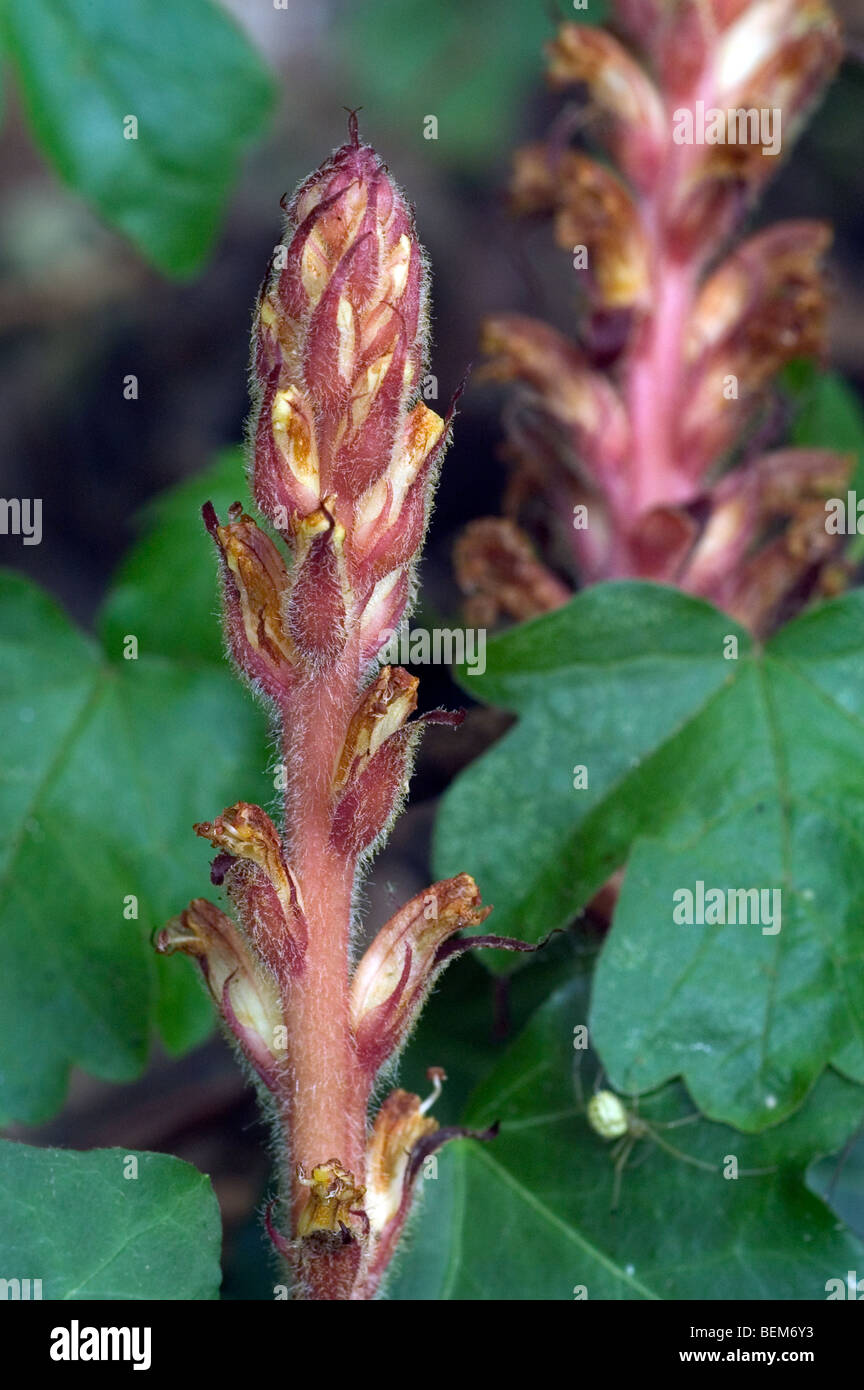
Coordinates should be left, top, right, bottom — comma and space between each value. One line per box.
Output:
1, 0, 863, 1295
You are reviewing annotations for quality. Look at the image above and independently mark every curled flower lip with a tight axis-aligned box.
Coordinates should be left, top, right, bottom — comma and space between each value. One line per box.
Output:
333, 664, 418, 792
155, 899, 285, 1093
455, 517, 573, 625
194, 802, 308, 977
354, 1080, 499, 1297
350, 874, 554, 1078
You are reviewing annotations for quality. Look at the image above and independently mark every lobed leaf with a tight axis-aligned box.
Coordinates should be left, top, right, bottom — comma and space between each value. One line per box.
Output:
0, 568, 270, 1122
434, 582, 864, 1128
0, 1140, 221, 1299
392, 980, 864, 1300
2, 0, 274, 275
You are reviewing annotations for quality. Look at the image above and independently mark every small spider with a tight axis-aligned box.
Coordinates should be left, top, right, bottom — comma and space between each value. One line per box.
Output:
583, 1082, 776, 1210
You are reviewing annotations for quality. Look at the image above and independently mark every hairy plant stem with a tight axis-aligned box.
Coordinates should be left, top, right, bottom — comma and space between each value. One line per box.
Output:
278, 646, 367, 1222
626, 255, 695, 517
624, 56, 713, 526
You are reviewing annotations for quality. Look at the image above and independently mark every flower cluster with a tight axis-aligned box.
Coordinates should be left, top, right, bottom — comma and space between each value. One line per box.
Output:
458, 0, 849, 635
157, 120, 530, 1300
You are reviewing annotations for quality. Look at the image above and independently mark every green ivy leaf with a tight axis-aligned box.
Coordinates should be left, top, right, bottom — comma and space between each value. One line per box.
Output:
2, 0, 274, 276
0, 1140, 221, 1299
434, 582, 864, 1129
392, 980, 864, 1300
0, 568, 270, 1123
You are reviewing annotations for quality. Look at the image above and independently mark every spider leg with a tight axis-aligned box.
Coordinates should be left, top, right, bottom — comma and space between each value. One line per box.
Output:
572, 1050, 586, 1112
648, 1128, 720, 1174
608, 1135, 627, 1163
611, 1135, 636, 1211
655, 1112, 701, 1131
625, 1142, 652, 1172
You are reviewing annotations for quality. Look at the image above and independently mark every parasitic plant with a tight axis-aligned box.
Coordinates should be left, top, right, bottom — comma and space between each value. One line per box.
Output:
154, 117, 533, 1301
458, 0, 849, 637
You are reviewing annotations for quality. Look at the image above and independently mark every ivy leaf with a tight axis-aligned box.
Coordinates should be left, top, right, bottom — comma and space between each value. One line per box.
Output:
810, 1121, 864, 1242
391, 980, 864, 1300
434, 583, 746, 951
2, 0, 274, 276
0, 568, 270, 1123
0, 1140, 221, 1299
434, 582, 864, 1129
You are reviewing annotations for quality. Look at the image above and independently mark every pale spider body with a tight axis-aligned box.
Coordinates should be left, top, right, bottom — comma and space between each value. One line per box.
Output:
584, 1085, 773, 1210
586, 1089, 630, 1140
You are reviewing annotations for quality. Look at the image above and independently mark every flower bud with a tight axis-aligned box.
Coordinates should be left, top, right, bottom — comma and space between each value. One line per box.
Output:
357, 567, 412, 665
203, 502, 294, 701
511, 147, 651, 311
285, 523, 348, 666
545, 24, 666, 190
194, 802, 307, 978
331, 729, 416, 858
481, 315, 630, 508
333, 665, 418, 790
253, 128, 432, 526
350, 402, 447, 583
251, 126, 449, 664
253, 376, 321, 527
328, 666, 419, 857
454, 518, 572, 625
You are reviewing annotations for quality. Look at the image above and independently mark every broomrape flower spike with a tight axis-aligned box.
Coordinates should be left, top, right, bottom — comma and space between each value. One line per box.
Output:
160, 118, 538, 1301
460, 0, 850, 637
